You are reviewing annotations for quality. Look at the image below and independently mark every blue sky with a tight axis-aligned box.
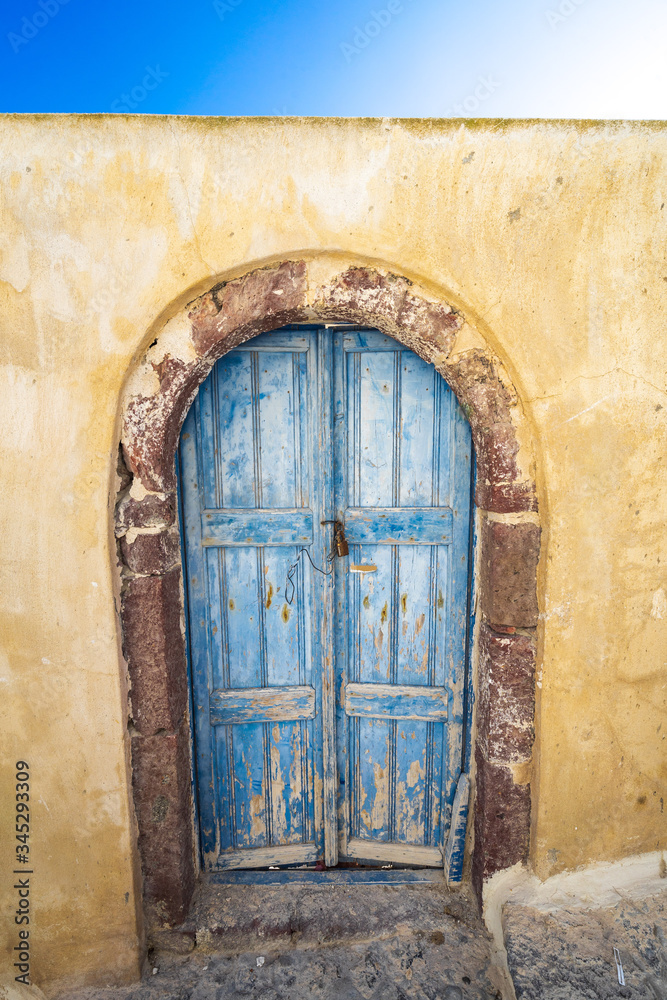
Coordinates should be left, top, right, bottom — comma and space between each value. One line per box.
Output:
2, 0, 666, 117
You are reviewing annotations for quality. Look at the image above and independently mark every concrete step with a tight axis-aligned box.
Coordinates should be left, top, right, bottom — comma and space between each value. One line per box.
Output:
186, 880, 481, 954
62, 883, 506, 1000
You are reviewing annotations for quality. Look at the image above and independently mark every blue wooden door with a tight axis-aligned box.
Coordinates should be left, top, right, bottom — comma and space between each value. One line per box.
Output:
179, 326, 472, 871
333, 330, 472, 866
179, 329, 333, 869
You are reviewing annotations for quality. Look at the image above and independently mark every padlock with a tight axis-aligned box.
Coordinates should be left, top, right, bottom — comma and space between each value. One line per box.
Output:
334, 521, 349, 557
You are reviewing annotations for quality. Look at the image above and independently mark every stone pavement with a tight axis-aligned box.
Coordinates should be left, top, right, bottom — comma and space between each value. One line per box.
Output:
61, 878, 507, 1000
503, 889, 667, 999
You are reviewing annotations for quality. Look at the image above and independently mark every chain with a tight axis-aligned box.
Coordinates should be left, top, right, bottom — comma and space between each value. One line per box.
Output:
285, 547, 334, 606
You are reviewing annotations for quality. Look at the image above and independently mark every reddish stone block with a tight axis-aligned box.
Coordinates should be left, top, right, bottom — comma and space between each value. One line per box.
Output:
131, 720, 195, 927
122, 355, 213, 493
475, 479, 538, 514
314, 267, 461, 355
475, 422, 520, 487
477, 624, 535, 764
472, 746, 531, 900
115, 492, 176, 534
121, 569, 188, 735
120, 529, 181, 576
443, 350, 514, 425
442, 351, 538, 514
480, 519, 540, 627
189, 260, 309, 357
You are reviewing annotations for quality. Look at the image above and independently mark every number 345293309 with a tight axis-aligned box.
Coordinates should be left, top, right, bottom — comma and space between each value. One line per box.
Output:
15, 761, 30, 857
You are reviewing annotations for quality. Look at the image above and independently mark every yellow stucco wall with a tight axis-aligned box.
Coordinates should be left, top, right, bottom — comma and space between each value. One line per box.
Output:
0, 116, 665, 993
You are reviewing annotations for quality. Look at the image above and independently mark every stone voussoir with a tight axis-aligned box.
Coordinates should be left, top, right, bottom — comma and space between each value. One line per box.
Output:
115, 491, 176, 535
314, 266, 461, 355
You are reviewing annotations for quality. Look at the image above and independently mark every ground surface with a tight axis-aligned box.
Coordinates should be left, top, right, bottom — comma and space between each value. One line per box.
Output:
503, 890, 667, 1000
51, 881, 667, 999
61, 880, 505, 1000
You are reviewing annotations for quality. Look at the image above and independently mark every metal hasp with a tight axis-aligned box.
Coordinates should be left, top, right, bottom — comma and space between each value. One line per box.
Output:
178, 326, 473, 874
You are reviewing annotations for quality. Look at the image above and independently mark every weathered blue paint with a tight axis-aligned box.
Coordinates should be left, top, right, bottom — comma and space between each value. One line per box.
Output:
344, 507, 453, 544
463, 463, 478, 774
179, 326, 473, 871
201, 510, 314, 546
209, 868, 444, 885
444, 772, 470, 885
344, 683, 448, 721
210, 684, 316, 726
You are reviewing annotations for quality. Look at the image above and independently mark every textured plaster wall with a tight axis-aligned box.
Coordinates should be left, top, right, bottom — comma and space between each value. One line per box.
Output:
0, 116, 665, 992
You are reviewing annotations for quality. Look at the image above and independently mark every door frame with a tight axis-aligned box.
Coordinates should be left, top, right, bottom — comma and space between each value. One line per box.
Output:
116, 258, 541, 930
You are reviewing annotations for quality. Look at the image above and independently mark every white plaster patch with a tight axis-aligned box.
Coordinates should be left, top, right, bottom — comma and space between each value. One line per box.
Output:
482, 851, 667, 999
0, 366, 37, 451
125, 525, 163, 545
128, 479, 152, 502
0, 231, 31, 292
487, 510, 541, 526
32, 233, 92, 323
500, 850, 667, 914
148, 310, 198, 366
651, 587, 666, 620
87, 226, 170, 354
123, 363, 161, 401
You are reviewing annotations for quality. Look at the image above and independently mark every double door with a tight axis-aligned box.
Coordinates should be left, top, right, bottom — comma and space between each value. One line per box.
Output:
179, 326, 472, 870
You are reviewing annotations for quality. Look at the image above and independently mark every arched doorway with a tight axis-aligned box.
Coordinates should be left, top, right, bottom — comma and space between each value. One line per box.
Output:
178, 324, 474, 872
116, 259, 540, 929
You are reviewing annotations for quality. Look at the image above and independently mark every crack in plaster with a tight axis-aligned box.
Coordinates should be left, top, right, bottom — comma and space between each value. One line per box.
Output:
528, 366, 667, 405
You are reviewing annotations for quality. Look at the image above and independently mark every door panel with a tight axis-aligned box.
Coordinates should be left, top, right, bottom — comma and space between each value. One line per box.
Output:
334, 330, 472, 865
180, 326, 472, 871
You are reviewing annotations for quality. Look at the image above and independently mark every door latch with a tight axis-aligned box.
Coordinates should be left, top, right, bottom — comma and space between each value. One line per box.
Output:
321, 520, 349, 558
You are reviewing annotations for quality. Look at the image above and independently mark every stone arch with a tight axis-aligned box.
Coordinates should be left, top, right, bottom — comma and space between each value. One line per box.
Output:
115, 259, 541, 929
